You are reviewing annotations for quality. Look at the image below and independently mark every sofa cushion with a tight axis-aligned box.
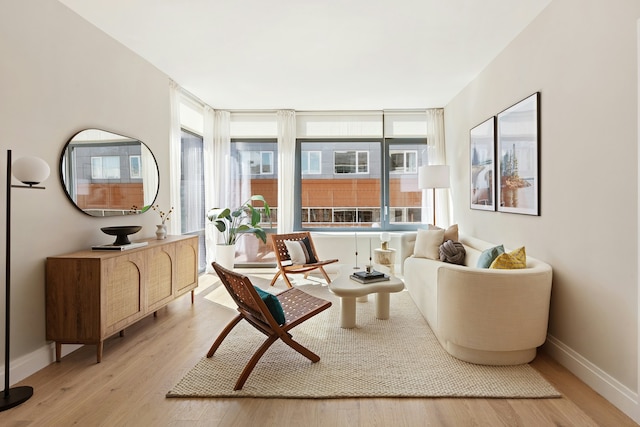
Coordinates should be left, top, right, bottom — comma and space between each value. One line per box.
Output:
476, 244, 505, 268
439, 240, 466, 265
414, 228, 445, 260
428, 223, 459, 242
254, 286, 286, 325
490, 246, 527, 269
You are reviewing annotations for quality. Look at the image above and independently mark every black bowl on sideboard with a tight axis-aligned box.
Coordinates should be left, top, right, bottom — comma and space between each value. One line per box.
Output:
100, 226, 142, 246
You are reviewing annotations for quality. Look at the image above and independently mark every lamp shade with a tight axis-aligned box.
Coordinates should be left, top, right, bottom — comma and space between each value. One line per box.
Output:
380, 232, 390, 243
12, 156, 50, 186
418, 165, 450, 189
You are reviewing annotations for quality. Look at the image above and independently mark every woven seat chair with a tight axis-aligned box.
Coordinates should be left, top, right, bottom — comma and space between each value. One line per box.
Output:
269, 232, 339, 288
209, 262, 332, 390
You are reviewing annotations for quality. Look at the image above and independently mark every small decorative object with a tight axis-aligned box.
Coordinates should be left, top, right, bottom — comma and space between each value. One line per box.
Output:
151, 204, 173, 239
366, 238, 373, 273
100, 226, 142, 246
497, 92, 540, 216
155, 224, 167, 240
470, 117, 496, 211
380, 232, 390, 250
152, 204, 173, 224
353, 232, 360, 269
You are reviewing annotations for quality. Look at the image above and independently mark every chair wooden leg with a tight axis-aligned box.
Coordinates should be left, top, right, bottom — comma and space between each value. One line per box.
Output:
207, 314, 242, 357
269, 270, 282, 286
235, 335, 278, 390
319, 267, 332, 284
282, 273, 294, 288
280, 334, 320, 363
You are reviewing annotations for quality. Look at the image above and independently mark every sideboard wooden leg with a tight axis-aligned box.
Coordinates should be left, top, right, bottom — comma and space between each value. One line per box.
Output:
97, 342, 103, 363
55, 342, 61, 362
191, 289, 195, 304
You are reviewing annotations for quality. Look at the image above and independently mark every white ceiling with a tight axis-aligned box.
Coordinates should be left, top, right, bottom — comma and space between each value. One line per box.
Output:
58, 0, 551, 111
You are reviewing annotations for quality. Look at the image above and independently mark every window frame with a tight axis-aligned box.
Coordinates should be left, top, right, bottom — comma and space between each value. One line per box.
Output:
295, 137, 428, 231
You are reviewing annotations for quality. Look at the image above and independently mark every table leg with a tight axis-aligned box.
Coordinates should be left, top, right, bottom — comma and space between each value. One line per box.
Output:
340, 296, 357, 328
375, 292, 391, 319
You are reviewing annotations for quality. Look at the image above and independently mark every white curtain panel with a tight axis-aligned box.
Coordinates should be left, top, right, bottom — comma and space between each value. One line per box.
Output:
277, 110, 296, 233
168, 80, 183, 234
204, 109, 231, 271
426, 108, 451, 227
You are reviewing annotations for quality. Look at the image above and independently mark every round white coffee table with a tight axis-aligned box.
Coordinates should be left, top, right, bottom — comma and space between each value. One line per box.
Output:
328, 271, 404, 328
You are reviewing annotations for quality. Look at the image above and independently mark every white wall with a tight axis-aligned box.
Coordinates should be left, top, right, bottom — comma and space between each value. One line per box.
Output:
0, 0, 171, 382
445, 0, 640, 420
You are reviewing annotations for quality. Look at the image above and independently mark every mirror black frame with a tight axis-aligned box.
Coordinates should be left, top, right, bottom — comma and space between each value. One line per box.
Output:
59, 129, 160, 217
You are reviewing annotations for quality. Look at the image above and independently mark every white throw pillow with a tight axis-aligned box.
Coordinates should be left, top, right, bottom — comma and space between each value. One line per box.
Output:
413, 228, 445, 260
284, 240, 308, 265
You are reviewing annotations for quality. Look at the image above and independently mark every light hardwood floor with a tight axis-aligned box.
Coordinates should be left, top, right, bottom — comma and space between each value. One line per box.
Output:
4, 273, 638, 427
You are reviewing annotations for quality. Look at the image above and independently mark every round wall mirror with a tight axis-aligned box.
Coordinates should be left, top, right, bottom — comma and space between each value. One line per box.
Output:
60, 129, 159, 217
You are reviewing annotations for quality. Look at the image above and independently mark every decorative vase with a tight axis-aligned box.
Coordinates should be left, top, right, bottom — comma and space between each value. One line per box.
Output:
216, 244, 236, 270
155, 224, 167, 240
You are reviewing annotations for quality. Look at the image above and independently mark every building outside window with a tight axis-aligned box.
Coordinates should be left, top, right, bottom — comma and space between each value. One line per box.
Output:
91, 156, 120, 179
301, 151, 321, 174
334, 150, 369, 174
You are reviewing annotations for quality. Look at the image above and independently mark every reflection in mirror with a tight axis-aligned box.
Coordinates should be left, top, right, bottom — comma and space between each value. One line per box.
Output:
60, 129, 159, 216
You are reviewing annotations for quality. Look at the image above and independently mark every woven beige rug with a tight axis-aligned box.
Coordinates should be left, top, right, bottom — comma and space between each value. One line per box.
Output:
167, 281, 560, 399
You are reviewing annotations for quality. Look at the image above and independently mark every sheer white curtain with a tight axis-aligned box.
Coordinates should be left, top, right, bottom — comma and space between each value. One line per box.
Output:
168, 80, 182, 234
426, 108, 451, 226
277, 110, 296, 233
204, 109, 231, 271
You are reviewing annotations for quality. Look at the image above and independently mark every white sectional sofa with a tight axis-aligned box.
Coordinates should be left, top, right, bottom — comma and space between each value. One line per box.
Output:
401, 232, 552, 365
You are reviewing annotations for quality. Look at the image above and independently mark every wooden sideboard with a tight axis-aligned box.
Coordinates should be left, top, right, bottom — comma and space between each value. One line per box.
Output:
45, 235, 199, 363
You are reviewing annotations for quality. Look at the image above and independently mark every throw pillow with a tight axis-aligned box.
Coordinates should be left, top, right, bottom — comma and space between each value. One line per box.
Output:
489, 246, 527, 269
414, 228, 445, 260
253, 286, 286, 325
428, 223, 459, 242
476, 244, 505, 268
439, 240, 466, 265
284, 237, 318, 265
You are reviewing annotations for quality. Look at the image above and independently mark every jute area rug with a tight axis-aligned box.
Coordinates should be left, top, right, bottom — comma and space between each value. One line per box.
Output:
167, 277, 560, 399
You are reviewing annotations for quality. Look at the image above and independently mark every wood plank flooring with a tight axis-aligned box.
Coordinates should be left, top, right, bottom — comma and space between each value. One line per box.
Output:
3, 274, 638, 426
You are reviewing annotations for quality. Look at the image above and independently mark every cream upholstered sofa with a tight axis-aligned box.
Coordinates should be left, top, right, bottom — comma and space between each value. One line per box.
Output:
401, 232, 552, 365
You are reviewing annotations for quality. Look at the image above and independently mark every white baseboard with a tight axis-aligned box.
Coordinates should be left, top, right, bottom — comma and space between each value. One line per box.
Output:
544, 334, 640, 423
0, 342, 82, 387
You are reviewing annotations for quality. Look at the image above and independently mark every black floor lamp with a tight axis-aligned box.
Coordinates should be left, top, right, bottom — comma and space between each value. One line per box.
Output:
1, 150, 49, 412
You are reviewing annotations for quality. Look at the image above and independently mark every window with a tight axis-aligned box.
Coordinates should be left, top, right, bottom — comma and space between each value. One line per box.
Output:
301, 151, 321, 174
129, 155, 142, 179
180, 129, 206, 272
390, 150, 417, 173
239, 150, 274, 175
91, 156, 120, 179
230, 140, 278, 266
334, 150, 369, 174
297, 138, 428, 230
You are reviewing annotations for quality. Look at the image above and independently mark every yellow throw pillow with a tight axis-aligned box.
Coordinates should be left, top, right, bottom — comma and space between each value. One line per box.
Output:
489, 246, 527, 269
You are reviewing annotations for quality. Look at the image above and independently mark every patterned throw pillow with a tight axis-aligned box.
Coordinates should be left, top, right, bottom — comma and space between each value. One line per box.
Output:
489, 246, 527, 269
284, 237, 318, 265
476, 245, 505, 268
253, 286, 286, 325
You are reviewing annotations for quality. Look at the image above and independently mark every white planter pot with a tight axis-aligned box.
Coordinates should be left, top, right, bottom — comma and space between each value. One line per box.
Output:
216, 244, 236, 270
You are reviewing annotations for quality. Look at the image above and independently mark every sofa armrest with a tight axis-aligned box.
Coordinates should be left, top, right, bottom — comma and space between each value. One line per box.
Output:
437, 265, 552, 352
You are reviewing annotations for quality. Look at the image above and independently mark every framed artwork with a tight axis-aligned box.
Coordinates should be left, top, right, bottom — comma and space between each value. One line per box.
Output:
470, 117, 496, 211
497, 92, 540, 215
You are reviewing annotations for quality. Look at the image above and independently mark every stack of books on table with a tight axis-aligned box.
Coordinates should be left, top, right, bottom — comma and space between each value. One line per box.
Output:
350, 269, 390, 284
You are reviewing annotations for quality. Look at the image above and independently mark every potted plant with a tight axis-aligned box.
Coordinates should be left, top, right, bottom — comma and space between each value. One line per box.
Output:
207, 195, 271, 269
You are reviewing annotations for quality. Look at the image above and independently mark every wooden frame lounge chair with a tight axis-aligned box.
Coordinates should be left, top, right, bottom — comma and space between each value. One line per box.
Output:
209, 262, 332, 390
269, 232, 339, 288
